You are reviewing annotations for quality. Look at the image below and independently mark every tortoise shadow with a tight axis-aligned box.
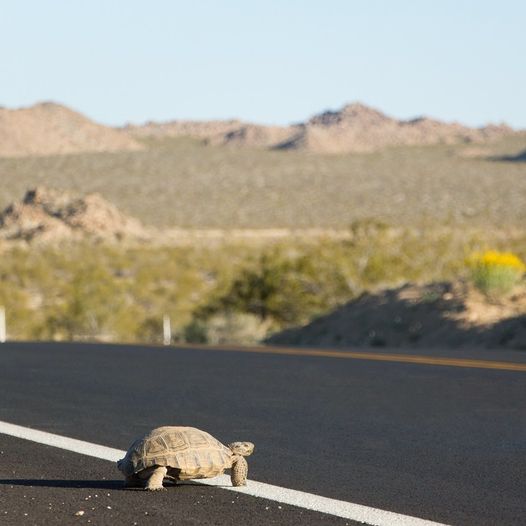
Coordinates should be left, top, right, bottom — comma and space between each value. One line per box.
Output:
0, 479, 220, 490
0, 479, 124, 489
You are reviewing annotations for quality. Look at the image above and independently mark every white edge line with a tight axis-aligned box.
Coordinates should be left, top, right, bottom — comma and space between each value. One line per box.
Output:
0, 420, 449, 526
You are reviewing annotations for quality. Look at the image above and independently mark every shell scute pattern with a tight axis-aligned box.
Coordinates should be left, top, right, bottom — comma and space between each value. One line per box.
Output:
120, 426, 233, 480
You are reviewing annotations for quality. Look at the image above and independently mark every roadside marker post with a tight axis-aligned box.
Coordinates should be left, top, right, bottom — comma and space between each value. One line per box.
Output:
0, 306, 5, 343
163, 314, 171, 345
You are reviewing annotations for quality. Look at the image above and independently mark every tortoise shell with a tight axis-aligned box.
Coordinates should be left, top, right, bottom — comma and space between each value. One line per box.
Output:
117, 426, 233, 480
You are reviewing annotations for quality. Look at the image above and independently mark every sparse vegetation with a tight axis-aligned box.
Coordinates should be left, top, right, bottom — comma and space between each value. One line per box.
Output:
1, 134, 526, 229
193, 249, 352, 326
0, 226, 525, 344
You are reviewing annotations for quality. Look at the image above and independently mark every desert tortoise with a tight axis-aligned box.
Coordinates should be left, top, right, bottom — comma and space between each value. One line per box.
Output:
117, 426, 254, 491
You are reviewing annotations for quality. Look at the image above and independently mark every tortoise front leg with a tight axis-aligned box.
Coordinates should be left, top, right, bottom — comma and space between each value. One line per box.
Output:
231, 455, 248, 486
145, 466, 168, 491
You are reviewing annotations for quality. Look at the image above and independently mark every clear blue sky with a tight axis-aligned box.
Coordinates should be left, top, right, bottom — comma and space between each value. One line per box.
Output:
1, 1, 524, 127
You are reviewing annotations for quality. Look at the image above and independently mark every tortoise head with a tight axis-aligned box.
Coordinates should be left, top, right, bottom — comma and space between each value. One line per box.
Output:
228, 441, 254, 456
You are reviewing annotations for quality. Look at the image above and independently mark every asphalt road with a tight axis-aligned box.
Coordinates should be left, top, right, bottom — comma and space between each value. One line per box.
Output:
0, 341, 525, 525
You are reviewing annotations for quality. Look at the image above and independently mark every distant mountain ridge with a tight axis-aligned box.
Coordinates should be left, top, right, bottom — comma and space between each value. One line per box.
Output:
124, 119, 295, 149
0, 101, 518, 157
0, 102, 142, 157
126, 102, 516, 153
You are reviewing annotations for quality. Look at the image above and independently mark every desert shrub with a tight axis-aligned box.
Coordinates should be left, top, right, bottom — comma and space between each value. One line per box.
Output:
136, 316, 165, 343
0, 281, 33, 339
183, 312, 270, 345
1, 227, 525, 343
194, 248, 352, 327
183, 318, 209, 343
466, 250, 525, 297
38, 263, 126, 340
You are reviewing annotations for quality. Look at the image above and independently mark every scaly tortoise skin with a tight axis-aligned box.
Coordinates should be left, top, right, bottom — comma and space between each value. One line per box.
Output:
117, 426, 255, 491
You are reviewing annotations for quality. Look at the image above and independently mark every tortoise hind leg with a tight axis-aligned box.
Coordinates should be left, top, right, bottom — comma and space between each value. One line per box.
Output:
231, 455, 248, 486
145, 466, 168, 491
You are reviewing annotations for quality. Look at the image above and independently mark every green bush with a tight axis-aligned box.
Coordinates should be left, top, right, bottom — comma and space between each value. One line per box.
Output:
184, 312, 270, 345
467, 250, 525, 297
195, 248, 352, 327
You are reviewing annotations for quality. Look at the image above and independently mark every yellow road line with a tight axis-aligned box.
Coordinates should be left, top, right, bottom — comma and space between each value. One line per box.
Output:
175, 343, 526, 372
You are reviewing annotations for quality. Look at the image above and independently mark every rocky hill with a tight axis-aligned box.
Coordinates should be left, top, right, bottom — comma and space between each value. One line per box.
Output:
267, 281, 526, 350
124, 119, 294, 149
127, 102, 516, 153
0, 102, 142, 157
0, 187, 149, 242
0, 101, 516, 156
277, 103, 513, 153
125, 119, 245, 140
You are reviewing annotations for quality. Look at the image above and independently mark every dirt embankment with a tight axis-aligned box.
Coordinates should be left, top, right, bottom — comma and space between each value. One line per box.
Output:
268, 281, 526, 350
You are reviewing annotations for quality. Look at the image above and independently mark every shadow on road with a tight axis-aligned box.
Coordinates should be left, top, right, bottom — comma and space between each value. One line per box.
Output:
0, 479, 124, 489
0, 478, 210, 489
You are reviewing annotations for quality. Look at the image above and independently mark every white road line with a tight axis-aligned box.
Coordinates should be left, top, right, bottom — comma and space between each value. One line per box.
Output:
0, 420, 449, 526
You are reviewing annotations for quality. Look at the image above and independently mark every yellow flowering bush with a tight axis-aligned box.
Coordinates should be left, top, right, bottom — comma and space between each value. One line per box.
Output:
467, 250, 526, 296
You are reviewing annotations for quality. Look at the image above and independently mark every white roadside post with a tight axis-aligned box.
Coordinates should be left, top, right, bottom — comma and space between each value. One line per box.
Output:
163, 314, 171, 346
0, 306, 6, 343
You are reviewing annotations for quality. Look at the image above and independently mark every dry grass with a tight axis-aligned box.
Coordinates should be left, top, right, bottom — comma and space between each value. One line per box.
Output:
0, 135, 525, 229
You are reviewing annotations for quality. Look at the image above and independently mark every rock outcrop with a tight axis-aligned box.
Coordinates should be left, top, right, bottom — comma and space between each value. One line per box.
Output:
0, 187, 149, 242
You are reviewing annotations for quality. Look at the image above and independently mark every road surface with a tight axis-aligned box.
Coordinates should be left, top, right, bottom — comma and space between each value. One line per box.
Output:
0, 341, 525, 525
